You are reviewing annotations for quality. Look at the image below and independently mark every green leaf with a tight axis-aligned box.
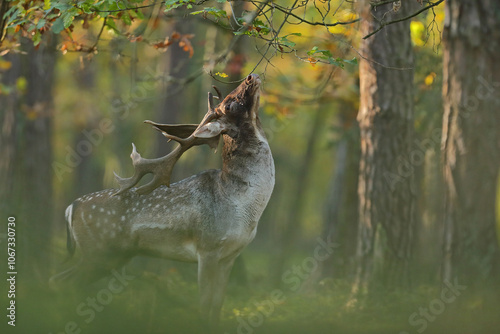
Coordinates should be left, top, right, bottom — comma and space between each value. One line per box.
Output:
252, 18, 270, 35
36, 19, 47, 29
279, 36, 295, 48
307, 46, 333, 58
135, 9, 145, 20
164, 0, 193, 12
307, 46, 319, 56
32, 30, 42, 46
329, 58, 345, 68
105, 19, 120, 33
191, 7, 227, 18
80, 3, 94, 14
121, 12, 132, 25
63, 13, 74, 29
51, 17, 65, 34
52, 2, 73, 11
344, 57, 358, 65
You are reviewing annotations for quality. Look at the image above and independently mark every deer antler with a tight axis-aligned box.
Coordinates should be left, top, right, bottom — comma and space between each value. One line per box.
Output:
114, 91, 222, 196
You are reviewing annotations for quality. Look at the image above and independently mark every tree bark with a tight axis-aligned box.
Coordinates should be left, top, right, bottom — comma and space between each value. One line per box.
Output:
0, 35, 57, 280
271, 104, 327, 286
441, 0, 500, 286
321, 109, 360, 281
155, 21, 192, 158
352, 1, 416, 296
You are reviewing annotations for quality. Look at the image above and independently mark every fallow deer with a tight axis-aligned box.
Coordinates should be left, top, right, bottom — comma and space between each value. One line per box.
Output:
50, 74, 275, 326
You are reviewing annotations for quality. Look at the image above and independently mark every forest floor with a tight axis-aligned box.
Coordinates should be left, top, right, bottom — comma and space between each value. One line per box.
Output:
3, 251, 499, 334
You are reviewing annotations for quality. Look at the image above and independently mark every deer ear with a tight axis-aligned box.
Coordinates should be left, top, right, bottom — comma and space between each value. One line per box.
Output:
193, 121, 225, 139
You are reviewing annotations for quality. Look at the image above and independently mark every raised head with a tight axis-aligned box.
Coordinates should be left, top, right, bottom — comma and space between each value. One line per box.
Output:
114, 74, 264, 195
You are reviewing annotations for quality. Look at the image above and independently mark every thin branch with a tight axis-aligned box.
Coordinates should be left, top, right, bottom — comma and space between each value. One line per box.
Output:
273, 3, 360, 27
91, 18, 107, 51
363, 0, 445, 39
0, 0, 10, 43
370, 0, 400, 8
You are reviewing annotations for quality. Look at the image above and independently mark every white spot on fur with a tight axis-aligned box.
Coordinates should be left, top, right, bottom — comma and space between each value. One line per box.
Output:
92, 205, 96, 210
121, 216, 125, 221
99, 208, 104, 212
131, 222, 167, 233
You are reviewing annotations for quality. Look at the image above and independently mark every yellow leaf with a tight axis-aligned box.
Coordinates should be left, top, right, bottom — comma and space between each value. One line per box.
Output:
410, 21, 425, 46
16, 77, 27, 92
0, 59, 12, 70
215, 72, 228, 78
43, 0, 51, 11
425, 72, 436, 86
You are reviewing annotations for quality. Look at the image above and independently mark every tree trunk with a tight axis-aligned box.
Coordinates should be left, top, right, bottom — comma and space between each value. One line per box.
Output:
0, 36, 57, 280
352, 1, 416, 296
321, 109, 360, 281
271, 104, 327, 286
155, 21, 192, 158
441, 0, 500, 286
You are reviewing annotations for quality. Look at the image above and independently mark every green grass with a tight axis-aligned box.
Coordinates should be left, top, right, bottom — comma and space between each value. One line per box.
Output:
3, 252, 499, 334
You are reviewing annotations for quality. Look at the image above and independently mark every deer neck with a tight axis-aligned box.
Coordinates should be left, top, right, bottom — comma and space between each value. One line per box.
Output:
221, 118, 273, 184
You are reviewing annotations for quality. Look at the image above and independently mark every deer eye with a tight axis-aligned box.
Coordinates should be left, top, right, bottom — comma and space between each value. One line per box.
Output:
225, 103, 231, 112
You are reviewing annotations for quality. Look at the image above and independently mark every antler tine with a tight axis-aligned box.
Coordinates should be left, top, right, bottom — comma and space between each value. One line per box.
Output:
113, 143, 184, 196
208, 91, 215, 111
212, 85, 222, 101
113, 91, 222, 196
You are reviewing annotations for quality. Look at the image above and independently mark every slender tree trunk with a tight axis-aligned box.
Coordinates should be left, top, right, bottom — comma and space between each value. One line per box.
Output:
441, 0, 500, 286
321, 109, 360, 280
352, 1, 416, 296
73, 57, 104, 197
155, 21, 191, 158
271, 105, 327, 286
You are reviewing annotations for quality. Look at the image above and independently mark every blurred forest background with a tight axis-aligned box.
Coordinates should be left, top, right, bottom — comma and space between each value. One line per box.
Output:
0, 0, 499, 333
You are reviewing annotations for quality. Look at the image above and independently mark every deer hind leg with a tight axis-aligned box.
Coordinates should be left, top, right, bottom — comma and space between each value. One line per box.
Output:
198, 254, 237, 328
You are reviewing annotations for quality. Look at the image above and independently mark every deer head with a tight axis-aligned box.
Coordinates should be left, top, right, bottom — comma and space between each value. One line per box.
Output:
114, 74, 263, 196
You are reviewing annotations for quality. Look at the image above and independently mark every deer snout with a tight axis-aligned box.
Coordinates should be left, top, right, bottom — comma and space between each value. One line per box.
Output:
246, 74, 260, 84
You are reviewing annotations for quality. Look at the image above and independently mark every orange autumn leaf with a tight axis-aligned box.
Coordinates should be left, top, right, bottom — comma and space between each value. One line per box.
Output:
308, 57, 317, 67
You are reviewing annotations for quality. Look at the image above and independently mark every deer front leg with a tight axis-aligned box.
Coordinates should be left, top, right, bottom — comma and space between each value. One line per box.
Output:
197, 254, 236, 328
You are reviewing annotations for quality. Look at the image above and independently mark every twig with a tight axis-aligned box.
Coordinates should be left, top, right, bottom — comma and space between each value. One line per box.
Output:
273, 3, 360, 27
91, 18, 107, 52
363, 0, 445, 39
